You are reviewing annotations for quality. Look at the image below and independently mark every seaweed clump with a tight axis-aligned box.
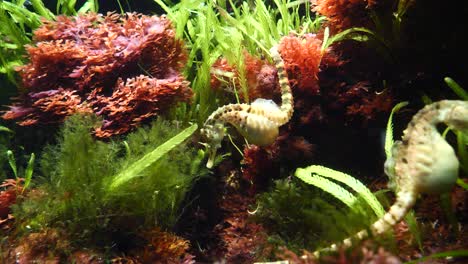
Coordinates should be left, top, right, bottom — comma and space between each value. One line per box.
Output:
10, 114, 203, 260
311, 0, 379, 32
251, 179, 379, 256
211, 51, 279, 102
0, 179, 22, 224
3, 12, 192, 138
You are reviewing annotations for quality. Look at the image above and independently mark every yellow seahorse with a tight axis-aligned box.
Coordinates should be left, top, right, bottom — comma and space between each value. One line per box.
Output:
315, 100, 468, 256
200, 46, 294, 168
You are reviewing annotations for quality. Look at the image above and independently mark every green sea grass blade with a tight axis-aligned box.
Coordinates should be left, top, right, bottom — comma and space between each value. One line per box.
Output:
457, 131, 468, 174
404, 210, 423, 251
295, 167, 357, 208
108, 123, 197, 191
6, 150, 17, 178
298, 165, 385, 217
456, 178, 468, 190
30, 0, 55, 20
22, 153, 35, 193
0, 126, 13, 133
385, 101, 408, 158
77, 0, 99, 13
321, 27, 329, 52
1, 1, 43, 29
323, 27, 380, 50
444, 77, 468, 100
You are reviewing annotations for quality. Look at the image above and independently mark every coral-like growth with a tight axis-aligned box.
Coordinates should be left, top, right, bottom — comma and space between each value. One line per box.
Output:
92, 75, 191, 138
0, 179, 22, 222
311, 0, 376, 32
277, 34, 342, 126
3, 12, 192, 137
211, 51, 279, 102
2, 89, 89, 126
242, 144, 280, 193
327, 82, 394, 124
278, 35, 324, 96
139, 228, 193, 263
216, 192, 269, 262
7, 228, 70, 263
276, 34, 392, 126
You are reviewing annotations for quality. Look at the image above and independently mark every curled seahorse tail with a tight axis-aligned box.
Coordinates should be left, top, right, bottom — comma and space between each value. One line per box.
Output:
314, 189, 416, 257
371, 189, 416, 235
270, 46, 294, 123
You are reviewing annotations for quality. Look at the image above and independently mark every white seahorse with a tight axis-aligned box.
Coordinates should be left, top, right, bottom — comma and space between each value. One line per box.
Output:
200, 46, 294, 168
315, 100, 468, 256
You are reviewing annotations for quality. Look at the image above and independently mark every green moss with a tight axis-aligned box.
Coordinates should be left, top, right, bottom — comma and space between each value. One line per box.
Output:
252, 179, 381, 254
13, 114, 205, 247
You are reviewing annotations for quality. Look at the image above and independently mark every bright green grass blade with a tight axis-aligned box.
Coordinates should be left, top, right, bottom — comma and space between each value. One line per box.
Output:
321, 27, 329, 52
77, 0, 99, 13
298, 165, 385, 217
403, 210, 423, 252
456, 178, 468, 190
444, 77, 468, 100
30, 0, 55, 20
6, 150, 17, 178
0, 126, 13, 133
22, 153, 35, 193
295, 167, 357, 208
108, 123, 197, 191
1, 1, 43, 29
456, 131, 467, 171
324, 27, 375, 49
385, 101, 408, 159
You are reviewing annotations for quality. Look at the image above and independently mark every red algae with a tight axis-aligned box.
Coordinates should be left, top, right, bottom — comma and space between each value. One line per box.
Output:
311, 0, 376, 32
3, 12, 192, 137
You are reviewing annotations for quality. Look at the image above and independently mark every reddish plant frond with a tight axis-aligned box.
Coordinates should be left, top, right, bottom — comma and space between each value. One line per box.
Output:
210, 51, 279, 102
93, 74, 192, 138
3, 12, 191, 137
3, 89, 89, 126
312, 0, 372, 31
139, 228, 191, 263
278, 35, 325, 96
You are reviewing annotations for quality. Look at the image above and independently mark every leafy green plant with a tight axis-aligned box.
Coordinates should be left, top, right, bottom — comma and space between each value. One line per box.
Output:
0, 0, 43, 84
4, 124, 35, 192
295, 165, 385, 218
444, 77, 468, 100
6, 150, 35, 193
252, 179, 380, 254
56, 0, 99, 15
13, 114, 204, 247
384, 101, 408, 159
108, 123, 198, 191
154, 0, 323, 123
319, 0, 416, 63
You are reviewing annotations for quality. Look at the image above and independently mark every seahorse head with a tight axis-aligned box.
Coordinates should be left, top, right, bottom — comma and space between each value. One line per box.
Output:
200, 122, 225, 168
444, 101, 468, 133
